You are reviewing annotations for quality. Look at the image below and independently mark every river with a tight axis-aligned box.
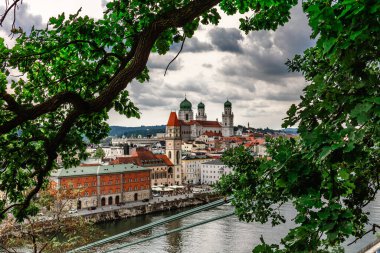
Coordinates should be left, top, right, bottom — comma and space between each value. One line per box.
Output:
94, 195, 380, 253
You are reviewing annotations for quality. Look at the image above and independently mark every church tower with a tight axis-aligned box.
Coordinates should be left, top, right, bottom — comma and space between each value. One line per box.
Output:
196, 102, 207, 120
178, 97, 193, 122
165, 112, 182, 185
222, 100, 234, 137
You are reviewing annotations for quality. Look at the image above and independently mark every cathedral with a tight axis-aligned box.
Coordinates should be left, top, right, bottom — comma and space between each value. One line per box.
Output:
166, 97, 234, 141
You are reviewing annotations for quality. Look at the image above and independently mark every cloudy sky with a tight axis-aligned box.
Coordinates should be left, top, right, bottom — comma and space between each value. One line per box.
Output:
0, 1, 314, 129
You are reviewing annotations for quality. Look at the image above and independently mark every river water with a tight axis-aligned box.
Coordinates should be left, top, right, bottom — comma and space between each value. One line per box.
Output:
94, 195, 380, 253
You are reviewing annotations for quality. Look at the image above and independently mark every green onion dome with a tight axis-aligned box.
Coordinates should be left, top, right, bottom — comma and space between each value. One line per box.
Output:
224, 100, 232, 108
180, 98, 192, 110
198, 102, 205, 109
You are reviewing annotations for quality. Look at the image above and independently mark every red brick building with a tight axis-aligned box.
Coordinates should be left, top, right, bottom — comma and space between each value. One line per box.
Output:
50, 164, 151, 210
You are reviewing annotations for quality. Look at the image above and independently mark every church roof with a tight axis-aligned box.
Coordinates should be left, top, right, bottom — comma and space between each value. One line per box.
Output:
203, 131, 223, 137
167, 112, 180, 126
189, 120, 222, 128
180, 98, 192, 110
198, 102, 205, 109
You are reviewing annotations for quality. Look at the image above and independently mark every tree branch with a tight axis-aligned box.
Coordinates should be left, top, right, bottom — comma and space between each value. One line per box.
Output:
0, 0, 222, 219
347, 224, 380, 246
165, 35, 186, 76
0, 0, 22, 27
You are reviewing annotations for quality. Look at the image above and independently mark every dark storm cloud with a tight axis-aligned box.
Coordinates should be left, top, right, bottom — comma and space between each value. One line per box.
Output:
171, 37, 213, 53
147, 53, 183, 71
0, 3, 44, 34
216, 3, 313, 88
127, 78, 212, 111
209, 27, 244, 53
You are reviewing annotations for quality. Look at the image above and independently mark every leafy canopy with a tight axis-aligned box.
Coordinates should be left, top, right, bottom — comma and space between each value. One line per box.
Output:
0, 0, 297, 221
217, 0, 380, 251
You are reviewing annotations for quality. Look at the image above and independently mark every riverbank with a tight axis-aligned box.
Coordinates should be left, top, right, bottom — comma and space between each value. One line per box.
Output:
81, 192, 222, 223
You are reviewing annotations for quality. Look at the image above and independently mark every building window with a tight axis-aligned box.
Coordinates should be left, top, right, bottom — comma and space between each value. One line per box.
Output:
85, 192, 89, 196
134, 186, 138, 190
129, 187, 132, 191
92, 191, 96, 196
84, 183, 88, 187
93, 182, 96, 186
77, 183, 81, 188
109, 190, 112, 194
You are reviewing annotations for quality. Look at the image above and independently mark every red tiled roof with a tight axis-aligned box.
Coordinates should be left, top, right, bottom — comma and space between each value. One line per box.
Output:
132, 147, 156, 160
167, 112, 180, 126
189, 120, 222, 128
111, 157, 142, 166
155, 154, 174, 166
203, 131, 223, 137
112, 148, 174, 167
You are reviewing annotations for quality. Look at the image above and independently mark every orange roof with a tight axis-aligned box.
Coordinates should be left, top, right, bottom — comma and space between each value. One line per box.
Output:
189, 120, 222, 128
203, 131, 223, 137
167, 112, 180, 126
112, 148, 174, 167
155, 154, 174, 166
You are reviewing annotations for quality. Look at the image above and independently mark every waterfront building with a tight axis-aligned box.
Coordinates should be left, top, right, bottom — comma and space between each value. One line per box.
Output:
50, 164, 151, 210
181, 155, 215, 185
200, 160, 232, 185
111, 148, 176, 186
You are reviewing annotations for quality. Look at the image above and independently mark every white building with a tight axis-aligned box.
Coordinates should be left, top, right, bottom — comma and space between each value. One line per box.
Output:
181, 156, 214, 184
201, 160, 232, 185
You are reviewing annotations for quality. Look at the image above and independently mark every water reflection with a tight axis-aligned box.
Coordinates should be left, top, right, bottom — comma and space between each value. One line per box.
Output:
95, 195, 379, 253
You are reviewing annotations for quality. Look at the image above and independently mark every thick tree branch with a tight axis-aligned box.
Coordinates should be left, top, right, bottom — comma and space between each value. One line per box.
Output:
0, 0, 222, 218
0, 0, 221, 134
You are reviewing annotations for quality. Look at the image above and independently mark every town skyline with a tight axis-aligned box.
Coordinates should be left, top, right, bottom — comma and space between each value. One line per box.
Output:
0, 0, 314, 129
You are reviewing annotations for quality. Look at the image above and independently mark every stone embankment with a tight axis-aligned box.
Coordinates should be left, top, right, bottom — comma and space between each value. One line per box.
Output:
84, 192, 221, 223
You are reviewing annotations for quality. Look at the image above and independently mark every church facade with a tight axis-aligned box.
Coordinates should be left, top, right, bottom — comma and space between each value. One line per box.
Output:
165, 98, 234, 185
166, 97, 234, 142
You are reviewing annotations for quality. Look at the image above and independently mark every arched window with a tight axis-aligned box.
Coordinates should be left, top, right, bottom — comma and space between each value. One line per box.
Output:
168, 151, 172, 159
176, 151, 180, 164
186, 114, 189, 120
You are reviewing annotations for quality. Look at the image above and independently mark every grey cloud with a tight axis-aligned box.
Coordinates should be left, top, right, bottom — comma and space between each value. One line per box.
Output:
264, 91, 301, 101
202, 63, 213, 68
171, 37, 213, 53
209, 27, 243, 53
216, 3, 313, 87
147, 53, 183, 71
0, 3, 44, 34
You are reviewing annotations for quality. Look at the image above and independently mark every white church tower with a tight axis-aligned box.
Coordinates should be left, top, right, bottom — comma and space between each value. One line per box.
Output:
178, 97, 193, 122
222, 100, 234, 137
165, 112, 182, 185
196, 102, 207, 120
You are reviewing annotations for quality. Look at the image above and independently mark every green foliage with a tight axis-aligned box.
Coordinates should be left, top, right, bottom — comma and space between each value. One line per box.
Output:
0, 0, 299, 221
217, 0, 380, 251
93, 147, 105, 159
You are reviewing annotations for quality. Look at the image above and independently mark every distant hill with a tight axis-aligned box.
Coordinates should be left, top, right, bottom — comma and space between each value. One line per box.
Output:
282, 128, 298, 134
109, 125, 166, 138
